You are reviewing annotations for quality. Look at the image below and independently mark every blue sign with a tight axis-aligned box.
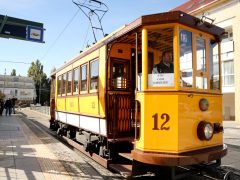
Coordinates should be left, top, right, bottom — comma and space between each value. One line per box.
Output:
26, 25, 44, 43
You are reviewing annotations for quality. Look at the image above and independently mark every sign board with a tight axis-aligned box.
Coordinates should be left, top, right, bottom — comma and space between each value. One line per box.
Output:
0, 15, 45, 43
26, 25, 44, 43
148, 73, 175, 87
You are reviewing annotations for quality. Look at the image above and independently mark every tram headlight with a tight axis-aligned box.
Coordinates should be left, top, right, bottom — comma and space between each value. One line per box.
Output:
199, 98, 209, 111
197, 121, 214, 141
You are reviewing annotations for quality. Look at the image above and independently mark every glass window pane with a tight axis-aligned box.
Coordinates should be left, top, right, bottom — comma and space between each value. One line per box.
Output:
57, 75, 61, 95
73, 67, 79, 93
196, 37, 206, 71
112, 61, 129, 89
90, 60, 99, 90
210, 41, 220, 90
62, 73, 66, 95
179, 29, 193, 87
81, 64, 87, 91
149, 27, 174, 87
223, 60, 234, 86
196, 77, 207, 89
67, 71, 72, 94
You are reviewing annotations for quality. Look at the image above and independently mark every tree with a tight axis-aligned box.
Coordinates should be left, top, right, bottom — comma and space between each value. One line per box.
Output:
28, 60, 50, 105
0, 90, 5, 100
11, 69, 16, 76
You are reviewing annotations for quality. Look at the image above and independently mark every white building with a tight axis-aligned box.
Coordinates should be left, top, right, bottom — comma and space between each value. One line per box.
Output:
173, 0, 237, 121
0, 75, 36, 102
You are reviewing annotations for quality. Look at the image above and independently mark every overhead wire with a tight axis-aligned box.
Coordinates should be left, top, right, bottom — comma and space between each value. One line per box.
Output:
40, 8, 80, 62
0, 60, 31, 64
82, 22, 91, 50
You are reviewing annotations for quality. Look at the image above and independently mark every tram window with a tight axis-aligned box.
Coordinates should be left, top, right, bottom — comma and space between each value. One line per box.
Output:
62, 73, 66, 95
196, 37, 206, 72
57, 75, 62, 95
73, 67, 79, 94
210, 41, 220, 90
81, 64, 87, 92
179, 29, 193, 88
196, 37, 208, 89
67, 70, 72, 95
148, 27, 174, 87
111, 60, 129, 89
90, 59, 99, 90
196, 77, 207, 89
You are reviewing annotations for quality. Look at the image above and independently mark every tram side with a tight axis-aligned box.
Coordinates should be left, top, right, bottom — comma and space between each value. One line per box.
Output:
54, 45, 108, 139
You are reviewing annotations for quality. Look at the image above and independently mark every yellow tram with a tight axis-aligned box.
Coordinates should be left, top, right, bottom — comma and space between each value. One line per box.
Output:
50, 11, 227, 176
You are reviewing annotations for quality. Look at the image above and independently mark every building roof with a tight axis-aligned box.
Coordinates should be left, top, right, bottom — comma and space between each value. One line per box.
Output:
171, 0, 223, 14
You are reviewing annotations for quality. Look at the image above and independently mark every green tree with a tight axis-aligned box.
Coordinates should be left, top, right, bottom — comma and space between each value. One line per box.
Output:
28, 60, 50, 105
0, 90, 5, 99
11, 69, 16, 76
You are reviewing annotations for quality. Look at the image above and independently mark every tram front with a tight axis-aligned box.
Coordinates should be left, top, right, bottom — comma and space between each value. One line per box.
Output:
131, 13, 227, 166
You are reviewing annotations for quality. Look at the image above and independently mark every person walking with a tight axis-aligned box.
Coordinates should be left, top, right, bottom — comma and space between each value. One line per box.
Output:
11, 97, 17, 114
0, 99, 4, 116
4, 98, 12, 116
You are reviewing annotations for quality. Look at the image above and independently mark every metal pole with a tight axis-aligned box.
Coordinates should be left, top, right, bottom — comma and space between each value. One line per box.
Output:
39, 77, 41, 105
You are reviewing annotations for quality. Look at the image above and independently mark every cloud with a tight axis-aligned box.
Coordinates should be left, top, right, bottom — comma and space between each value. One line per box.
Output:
0, 0, 44, 11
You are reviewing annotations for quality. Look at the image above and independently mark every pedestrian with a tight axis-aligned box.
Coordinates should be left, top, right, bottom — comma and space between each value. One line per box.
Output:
4, 98, 12, 116
0, 99, 4, 116
11, 97, 17, 114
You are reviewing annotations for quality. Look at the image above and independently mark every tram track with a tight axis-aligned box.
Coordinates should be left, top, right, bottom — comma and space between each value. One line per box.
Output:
17, 112, 123, 180
18, 110, 240, 180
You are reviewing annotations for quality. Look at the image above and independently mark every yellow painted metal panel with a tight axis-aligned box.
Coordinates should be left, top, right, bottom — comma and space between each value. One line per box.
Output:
79, 95, 99, 115
66, 97, 79, 113
178, 94, 223, 152
98, 46, 106, 117
56, 98, 65, 111
135, 93, 179, 153
135, 92, 223, 154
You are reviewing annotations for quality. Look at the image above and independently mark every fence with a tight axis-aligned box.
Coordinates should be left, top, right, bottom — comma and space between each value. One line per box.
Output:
29, 105, 50, 116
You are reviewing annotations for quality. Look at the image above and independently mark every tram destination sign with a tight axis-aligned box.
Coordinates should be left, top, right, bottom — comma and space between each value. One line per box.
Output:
0, 14, 44, 43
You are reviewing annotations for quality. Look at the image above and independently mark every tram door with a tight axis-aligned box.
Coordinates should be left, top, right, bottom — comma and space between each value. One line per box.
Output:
107, 58, 135, 138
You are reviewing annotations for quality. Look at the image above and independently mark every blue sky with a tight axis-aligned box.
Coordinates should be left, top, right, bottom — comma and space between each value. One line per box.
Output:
0, 0, 186, 77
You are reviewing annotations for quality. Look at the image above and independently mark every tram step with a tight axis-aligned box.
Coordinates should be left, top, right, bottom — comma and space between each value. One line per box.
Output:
109, 164, 132, 178
118, 152, 133, 160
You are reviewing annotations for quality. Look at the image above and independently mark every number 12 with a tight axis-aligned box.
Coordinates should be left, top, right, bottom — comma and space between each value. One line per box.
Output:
152, 113, 170, 130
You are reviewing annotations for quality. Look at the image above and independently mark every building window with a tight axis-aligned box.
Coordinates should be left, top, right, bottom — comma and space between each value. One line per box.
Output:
222, 60, 234, 86
67, 70, 72, 95
73, 67, 79, 94
81, 64, 87, 92
90, 59, 99, 90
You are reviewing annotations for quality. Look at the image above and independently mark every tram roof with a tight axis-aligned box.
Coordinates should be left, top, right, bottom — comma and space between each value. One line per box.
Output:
53, 11, 224, 75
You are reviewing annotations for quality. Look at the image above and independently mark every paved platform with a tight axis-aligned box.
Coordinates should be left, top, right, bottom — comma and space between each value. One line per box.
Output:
0, 109, 240, 179
0, 113, 72, 180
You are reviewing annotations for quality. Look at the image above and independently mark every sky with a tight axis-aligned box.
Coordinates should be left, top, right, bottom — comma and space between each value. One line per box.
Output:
0, 0, 187, 77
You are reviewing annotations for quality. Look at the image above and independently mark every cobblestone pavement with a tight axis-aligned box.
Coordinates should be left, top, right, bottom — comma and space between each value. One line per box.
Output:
0, 109, 123, 180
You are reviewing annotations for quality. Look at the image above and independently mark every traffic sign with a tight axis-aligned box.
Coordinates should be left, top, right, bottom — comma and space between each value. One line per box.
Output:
0, 15, 45, 43
26, 25, 44, 43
